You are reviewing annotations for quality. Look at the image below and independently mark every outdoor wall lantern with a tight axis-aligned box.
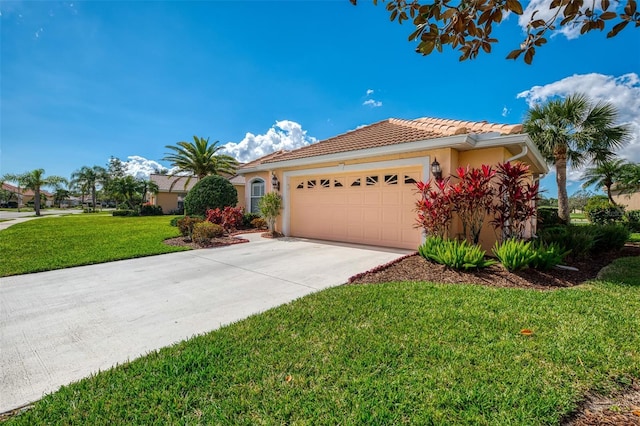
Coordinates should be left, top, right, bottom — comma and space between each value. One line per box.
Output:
271, 172, 280, 191
431, 158, 443, 181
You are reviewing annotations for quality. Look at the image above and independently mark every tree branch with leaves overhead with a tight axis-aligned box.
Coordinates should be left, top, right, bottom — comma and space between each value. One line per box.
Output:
350, 0, 639, 63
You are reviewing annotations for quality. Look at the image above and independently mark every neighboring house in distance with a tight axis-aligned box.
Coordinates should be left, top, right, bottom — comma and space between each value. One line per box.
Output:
1, 182, 54, 208
612, 189, 640, 211
236, 117, 549, 250
148, 175, 199, 214
148, 174, 246, 214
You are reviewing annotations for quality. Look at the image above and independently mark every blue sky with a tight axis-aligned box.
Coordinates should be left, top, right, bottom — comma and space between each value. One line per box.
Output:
1, 1, 639, 198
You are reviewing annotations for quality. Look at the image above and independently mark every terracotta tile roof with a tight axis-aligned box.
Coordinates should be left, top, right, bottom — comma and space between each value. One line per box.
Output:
149, 174, 200, 192
240, 117, 522, 168
240, 150, 287, 169
1, 182, 53, 197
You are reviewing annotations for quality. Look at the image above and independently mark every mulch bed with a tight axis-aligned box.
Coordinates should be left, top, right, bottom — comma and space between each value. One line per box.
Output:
348, 243, 640, 290
163, 235, 249, 249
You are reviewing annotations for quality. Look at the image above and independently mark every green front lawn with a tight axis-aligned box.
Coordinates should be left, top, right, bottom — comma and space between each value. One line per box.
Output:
0, 215, 188, 277
8, 257, 640, 425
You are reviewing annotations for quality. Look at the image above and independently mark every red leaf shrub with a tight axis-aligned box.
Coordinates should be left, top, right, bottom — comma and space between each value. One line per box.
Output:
206, 206, 245, 233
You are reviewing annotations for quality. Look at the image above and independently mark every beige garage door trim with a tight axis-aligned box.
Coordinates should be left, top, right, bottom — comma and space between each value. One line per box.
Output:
283, 157, 429, 248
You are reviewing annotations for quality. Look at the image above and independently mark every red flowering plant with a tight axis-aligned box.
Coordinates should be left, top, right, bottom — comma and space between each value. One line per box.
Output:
449, 165, 496, 245
415, 177, 452, 238
205, 206, 245, 233
490, 162, 539, 241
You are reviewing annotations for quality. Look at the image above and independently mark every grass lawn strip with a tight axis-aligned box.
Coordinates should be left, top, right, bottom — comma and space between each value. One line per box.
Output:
0, 215, 188, 277
6, 257, 639, 425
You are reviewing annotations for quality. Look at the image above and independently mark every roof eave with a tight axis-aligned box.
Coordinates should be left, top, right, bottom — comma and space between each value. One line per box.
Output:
237, 134, 472, 173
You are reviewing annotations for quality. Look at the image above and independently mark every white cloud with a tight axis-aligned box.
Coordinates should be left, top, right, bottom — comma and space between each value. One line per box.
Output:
366, 89, 374, 96
518, 72, 640, 181
501, 106, 509, 117
363, 99, 382, 108
221, 120, 317, 163
122, 156, 172, 180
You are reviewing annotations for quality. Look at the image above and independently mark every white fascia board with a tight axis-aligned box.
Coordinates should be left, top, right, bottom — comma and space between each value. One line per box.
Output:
238, 134, 470, 174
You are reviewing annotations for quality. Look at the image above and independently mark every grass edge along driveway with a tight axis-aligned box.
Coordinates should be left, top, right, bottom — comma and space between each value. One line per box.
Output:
0, 215, 187, 277
6, 256, 640, 425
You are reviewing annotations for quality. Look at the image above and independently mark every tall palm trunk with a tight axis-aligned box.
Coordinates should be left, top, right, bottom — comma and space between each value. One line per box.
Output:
34, 187, 42, 216
555, 150, 570, 224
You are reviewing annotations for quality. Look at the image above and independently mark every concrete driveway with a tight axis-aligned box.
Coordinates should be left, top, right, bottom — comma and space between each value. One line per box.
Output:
0, 234, 410, 413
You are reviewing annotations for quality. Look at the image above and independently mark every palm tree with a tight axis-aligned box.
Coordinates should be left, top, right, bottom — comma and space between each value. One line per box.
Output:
71, 166, 108, 212
138, 179, 159, 203
4, 169, 67, 216
617, 162, 640, 194
524, 93, 630, 223
162, 136, 238, 189
581, 158, 627, 205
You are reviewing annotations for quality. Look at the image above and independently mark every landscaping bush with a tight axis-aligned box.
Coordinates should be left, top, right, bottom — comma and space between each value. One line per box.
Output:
205, 206, 244, 232
242, 212, 261, 228
592, 224, 630, 252
112, 210, 138, 217
537, 206, 563, 228
167, 208, 184, 215
176, 216, 203, 239
492, 239, 536, 272
418, 236, 495, 270
530, 242, 569, 271
251, 217, 267, 229
169, 216, 185, 227
258, 192, 282, 233
139, 204, 164, 216
537, 225, 594, 260
624, 210, 640, 232
584, 197, 624, 225
192, 222, 224, 244
184, 175, 238, 217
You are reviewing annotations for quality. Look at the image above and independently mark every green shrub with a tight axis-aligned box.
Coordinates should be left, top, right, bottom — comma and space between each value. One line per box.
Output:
418, 236, 495, 270
492, 239, 536, 272
592, 224, 630, 252
139, 204, 164, 216
250, 217, 267, 229
530, 242, 569, 271
176, 216, 203, 239
537, 225, 594, 260
192, 222, 224, 244
584, 197, 624, 225
624, 210, 640, 232
112, 210, 138, 217
242, 212, 261, 228
169, 216, 185, 227
184, 175, 238, 217
258, 192, 282, 233
537, 206, 563, 228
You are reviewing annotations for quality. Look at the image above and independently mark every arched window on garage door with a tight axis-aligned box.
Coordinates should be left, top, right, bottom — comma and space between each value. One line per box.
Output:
250, 179, 265, 213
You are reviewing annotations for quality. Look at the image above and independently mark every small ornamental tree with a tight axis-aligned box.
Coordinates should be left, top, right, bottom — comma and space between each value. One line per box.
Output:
415, 177, 452, 238
258, 192, 283, 234
184, 175, 237, 217
491, 162, 539, 241
449, 165, 496, 245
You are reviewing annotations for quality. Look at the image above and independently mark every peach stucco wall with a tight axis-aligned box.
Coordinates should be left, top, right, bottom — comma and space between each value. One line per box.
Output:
242, 146, 539, 249
613, 191, 640, 210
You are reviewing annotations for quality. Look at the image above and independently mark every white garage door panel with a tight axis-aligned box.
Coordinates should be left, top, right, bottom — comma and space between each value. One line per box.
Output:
289, 168, 422, 249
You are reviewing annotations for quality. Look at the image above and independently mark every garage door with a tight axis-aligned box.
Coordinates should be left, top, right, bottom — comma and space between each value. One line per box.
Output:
289, 167, 422, 249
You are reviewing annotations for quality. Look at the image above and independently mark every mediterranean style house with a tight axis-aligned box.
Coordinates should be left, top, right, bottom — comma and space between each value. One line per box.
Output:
236, 117, 549, 250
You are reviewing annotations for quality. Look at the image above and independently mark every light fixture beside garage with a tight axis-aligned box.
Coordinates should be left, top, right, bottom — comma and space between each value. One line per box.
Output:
271, 172, 280, 192
431, 158, 443, 181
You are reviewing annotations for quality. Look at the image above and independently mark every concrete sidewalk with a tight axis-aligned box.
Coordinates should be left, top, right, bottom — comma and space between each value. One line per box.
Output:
0, 234, 410, 412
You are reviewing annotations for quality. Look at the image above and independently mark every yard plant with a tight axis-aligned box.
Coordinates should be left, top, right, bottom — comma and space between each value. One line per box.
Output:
5, 257, 640, 425
0, 215, 187, 277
